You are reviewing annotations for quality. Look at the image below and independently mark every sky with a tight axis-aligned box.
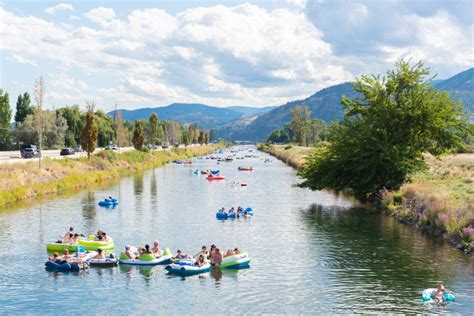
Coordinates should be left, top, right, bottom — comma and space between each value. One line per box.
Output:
0, 0, 473, 112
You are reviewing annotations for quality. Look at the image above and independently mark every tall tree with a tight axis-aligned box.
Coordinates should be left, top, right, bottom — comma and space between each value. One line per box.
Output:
116, 110, 125, 148
14, 92, 33, 124
33, 77, 45, 168
80, 108, 98, 159
149, 113, 158, 145
198, 130, 205, 145
209, 129, 216, 143
300, 60, 471, 199
182, 131, 190, 147
132, 121, 145, 150
290, 106, 310, 146
0, 89, 12, 149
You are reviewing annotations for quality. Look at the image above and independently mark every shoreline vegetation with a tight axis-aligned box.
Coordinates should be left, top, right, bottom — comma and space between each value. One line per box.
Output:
0, 145, 220, 207
259, 143, 473, 254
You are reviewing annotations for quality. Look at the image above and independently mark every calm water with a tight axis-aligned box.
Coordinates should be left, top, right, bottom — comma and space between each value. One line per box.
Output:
0, 148, 473, 314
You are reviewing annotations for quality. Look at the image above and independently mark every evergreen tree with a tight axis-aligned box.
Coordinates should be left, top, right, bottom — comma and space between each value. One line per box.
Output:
149, 113, 158, 145
14, 92, 33, 123
80, 111, 98, 159
132, 121, 145, 150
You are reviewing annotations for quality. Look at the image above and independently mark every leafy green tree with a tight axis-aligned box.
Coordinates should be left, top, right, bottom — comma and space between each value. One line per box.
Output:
300, 60, 471, 200
0, 89, 12, 149
267, 124, 293, 144
198, 130, 205, 145
80, 111, 98, 159
94, 110, 116, 147
57, 105, 83, 146
290, 106, 310, 146
132, 121, 145, 150
14, 92, 33, 124
149, 113, 159, 145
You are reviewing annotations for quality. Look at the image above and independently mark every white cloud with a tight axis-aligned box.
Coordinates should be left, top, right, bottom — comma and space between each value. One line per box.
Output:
9, 54, 38, 67
1, 2, 472, 110
84, 7, 116, 26
45, 3, 74, 14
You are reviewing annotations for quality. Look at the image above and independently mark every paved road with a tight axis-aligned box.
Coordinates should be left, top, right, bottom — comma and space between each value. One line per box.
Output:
0, 144, 200, 165
0, 147, 135, 164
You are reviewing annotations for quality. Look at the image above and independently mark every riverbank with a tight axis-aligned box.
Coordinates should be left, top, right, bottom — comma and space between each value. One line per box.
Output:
0, 145, 220, 207
259, 143, 473, 254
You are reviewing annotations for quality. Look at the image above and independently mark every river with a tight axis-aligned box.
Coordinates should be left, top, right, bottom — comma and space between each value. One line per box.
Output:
0, 147, 472, 314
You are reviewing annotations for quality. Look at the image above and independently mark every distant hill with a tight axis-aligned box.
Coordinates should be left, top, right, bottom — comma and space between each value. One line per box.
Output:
218, 68, 474, 141
108, 103, 276, 129
227, 106, 277, 115
217, 83, 358, 141
110, 103, 245, 129
435, 68, 474, 113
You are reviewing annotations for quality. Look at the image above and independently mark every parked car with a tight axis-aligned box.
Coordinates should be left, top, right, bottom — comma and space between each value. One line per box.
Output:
105, 145, 118, 151
174, 143, 180, 148
73, 145, 82, 153
20, 144, 41, 159
162, 142, 169, 149
60, 148, 75, 156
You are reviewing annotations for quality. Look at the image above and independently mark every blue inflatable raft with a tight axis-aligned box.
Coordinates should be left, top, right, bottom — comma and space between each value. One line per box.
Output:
98, 199, 118, 207
45, 261, 87, 272
166, 262, 211, 276
216, 207, 253, 220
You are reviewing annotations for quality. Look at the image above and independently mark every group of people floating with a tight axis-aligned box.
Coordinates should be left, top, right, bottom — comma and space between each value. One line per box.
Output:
57, 227, 111, 244
217, 206, 251, 218
176, 245, 242, 267
123, 242, 241, 267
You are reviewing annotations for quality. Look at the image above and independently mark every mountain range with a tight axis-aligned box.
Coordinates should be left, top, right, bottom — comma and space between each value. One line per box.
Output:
109, 67, 473, 141
109, 103, 275, 130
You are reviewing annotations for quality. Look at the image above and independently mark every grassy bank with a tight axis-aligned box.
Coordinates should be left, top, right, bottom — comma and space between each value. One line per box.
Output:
0, 145, 220, 207
258, 144, 312, 171
259, 143, 473, 253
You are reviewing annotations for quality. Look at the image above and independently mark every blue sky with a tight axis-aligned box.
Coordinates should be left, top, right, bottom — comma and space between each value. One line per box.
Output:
0, 0, 472, 112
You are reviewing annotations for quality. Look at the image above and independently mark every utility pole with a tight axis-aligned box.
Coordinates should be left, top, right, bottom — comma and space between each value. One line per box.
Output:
33, 77, 44, 169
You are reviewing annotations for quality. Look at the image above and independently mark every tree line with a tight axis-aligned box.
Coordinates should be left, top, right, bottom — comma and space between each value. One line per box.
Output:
0, 83, 214, 152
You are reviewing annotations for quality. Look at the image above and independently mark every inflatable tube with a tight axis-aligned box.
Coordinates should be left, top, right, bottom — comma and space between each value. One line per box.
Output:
98, 199, 118, 207
88, 256, 118, 267
216, 212, 228, 220
193, 170, 199, 174
201, 170, 210, 175
45, 260, 87, 272
78, 238, 114, 251
220, 252, 250, 269
166, 262, 211, 276
119, 252, 167, 266
210, 170, 220, 175
46, 242, 79, 253
207, 175, 225, 180
422, 289, 455, 303
170, 256, 195, 265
